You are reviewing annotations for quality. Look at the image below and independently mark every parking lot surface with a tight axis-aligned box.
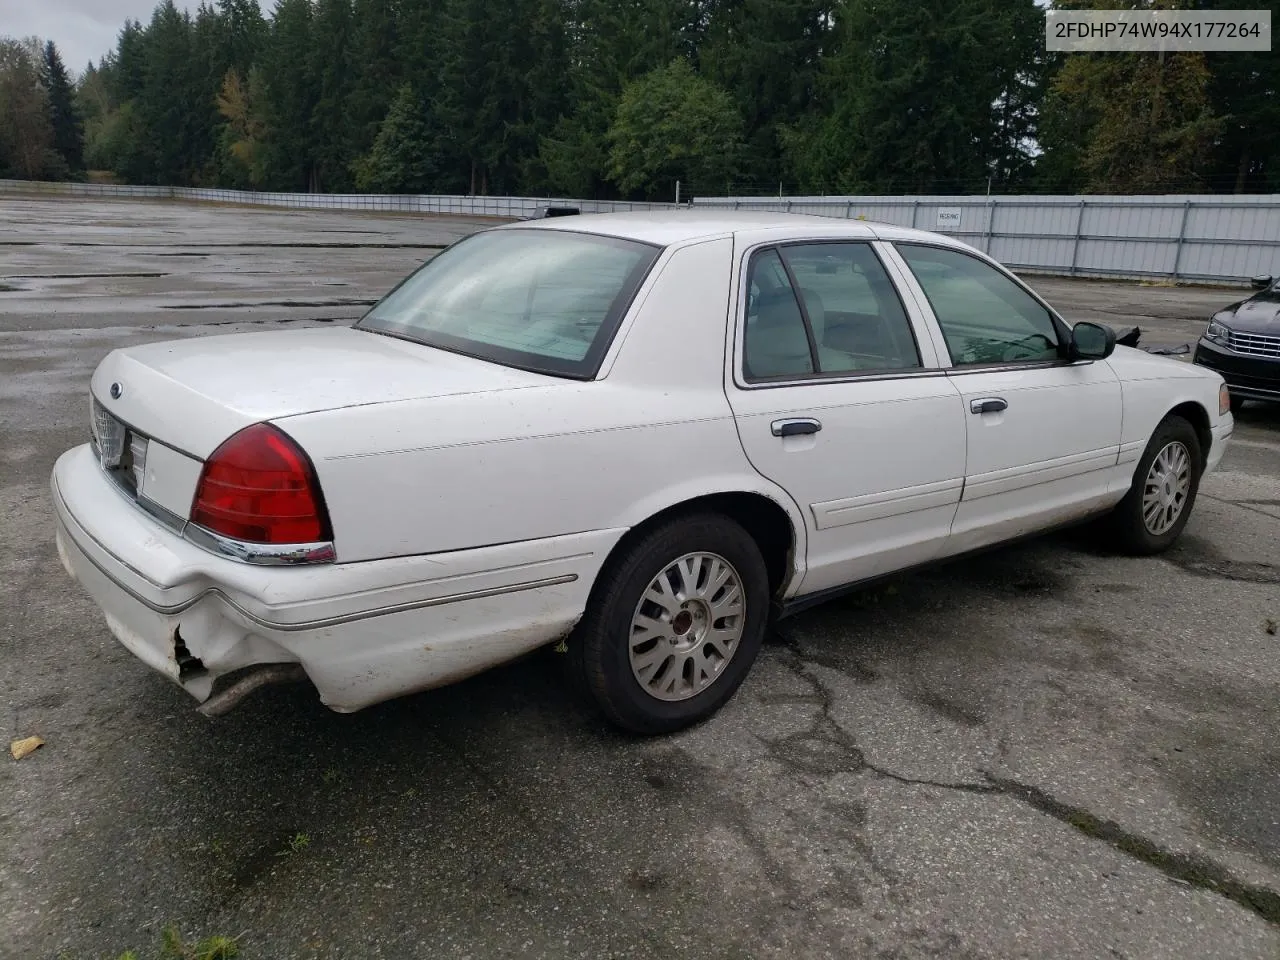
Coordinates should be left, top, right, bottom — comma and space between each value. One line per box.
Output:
2, 197, 1278, 959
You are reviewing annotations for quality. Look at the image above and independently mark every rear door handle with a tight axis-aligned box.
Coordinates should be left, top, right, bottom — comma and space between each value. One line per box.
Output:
970, 398, 1008, 415
771, 418, 822, 437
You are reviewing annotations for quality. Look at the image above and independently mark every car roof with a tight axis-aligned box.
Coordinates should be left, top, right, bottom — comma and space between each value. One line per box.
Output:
500, 209, 968, 249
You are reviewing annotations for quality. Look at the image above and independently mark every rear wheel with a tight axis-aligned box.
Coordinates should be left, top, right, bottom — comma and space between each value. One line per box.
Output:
570, 513, 770, 734
1107, 414, 1202, 555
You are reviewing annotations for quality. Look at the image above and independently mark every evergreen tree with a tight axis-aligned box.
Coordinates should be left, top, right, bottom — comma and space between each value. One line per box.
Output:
0, 37, 56, 179
788, 0, 1045, 195
1200, 0, 1280, 192
352, 83, 446, 191
41, 41, 84, 174
261, 0, 318, 190
698, 0, 827, 191
538, 0, 700, 196
310, 0, 357, 191
136, 0, 202, 184
216, 0, 269, 75
10, 0, 1272, 196
348, 0, 402, 155
607, 58, 744, 199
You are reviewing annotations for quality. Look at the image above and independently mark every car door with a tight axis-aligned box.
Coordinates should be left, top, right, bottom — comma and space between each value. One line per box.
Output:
889, 242, 1123, 555
725, 239, 967, 597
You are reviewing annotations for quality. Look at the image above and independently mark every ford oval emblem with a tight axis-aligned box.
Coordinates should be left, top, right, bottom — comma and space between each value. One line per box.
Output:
109, 382, 123, 399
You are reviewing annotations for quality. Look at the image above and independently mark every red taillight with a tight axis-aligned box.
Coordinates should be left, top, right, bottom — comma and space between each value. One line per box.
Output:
191, 423, 332, 545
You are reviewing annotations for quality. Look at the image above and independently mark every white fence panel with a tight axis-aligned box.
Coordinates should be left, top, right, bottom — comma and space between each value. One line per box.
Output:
4, 179, 1279, 284
697, 193, 1280, 284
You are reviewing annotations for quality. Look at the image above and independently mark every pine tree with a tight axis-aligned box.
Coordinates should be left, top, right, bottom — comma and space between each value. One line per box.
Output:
1199, 0, 1280, 192
347, 0, 402, 157
41, 41, 84, 174
310, 0, 357, 191
788, 0, 1044, 195
0, 37, 56, 179
137, 0, 202, 184
538, 0, 698, 197
261, 0, 318, 190
216, 0, 269, 75
352, 83, 446, 191
698, 0, 827, 191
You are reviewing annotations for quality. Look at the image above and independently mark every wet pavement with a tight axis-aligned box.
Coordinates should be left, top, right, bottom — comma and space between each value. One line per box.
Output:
1, 196, 1278, 959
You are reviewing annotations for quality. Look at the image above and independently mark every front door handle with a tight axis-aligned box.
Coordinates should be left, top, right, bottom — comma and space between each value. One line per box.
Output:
970, 397, 1008, 415
771, 417, 822, 437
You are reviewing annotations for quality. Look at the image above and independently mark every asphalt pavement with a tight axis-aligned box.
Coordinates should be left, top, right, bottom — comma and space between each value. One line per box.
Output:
1, 196, 1278, 960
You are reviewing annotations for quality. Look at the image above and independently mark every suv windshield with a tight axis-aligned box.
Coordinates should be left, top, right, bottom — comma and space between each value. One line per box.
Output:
357, 228, 661, 378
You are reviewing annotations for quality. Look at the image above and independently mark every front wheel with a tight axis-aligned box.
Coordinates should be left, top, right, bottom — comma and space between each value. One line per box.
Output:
1106, 414, 1203, 555
570, 513, 770, 734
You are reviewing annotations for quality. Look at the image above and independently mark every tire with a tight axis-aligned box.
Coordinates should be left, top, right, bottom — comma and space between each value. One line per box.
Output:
570, 512, 770, 735
1107, 414, 1203, 556
1230, 394, 1246, 416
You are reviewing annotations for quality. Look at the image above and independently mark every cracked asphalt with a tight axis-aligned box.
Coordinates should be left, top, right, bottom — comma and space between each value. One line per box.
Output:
2, 196, 1279, 959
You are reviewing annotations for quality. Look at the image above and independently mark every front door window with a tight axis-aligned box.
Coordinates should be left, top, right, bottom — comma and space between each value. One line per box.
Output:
896, 244, 1059, 366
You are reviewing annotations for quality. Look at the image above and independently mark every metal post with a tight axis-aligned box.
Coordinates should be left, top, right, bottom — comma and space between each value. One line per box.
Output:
1171, 199, 1192, 280
675, 180, 680, 205
911, 199, 920, 229
846, 200, 854, 219
984, 199, 995, 253
1068, 199, 1086, 276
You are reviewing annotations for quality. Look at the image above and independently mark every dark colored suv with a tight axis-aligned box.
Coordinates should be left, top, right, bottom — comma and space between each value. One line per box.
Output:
1193, 273, 1280, 413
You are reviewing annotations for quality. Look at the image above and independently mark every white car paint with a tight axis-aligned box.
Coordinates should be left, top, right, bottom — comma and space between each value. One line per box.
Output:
51, 211, 1233, 715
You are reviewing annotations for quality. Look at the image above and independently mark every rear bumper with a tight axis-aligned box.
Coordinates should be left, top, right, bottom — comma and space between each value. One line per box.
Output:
52, 444, 619, 713
1192, 339, 1280, 403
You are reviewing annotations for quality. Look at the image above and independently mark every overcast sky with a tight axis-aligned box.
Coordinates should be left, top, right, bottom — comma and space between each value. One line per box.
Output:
0, 0, 266, 74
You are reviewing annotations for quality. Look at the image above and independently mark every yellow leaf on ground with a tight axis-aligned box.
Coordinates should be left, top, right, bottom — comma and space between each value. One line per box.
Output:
10, 736, 45, 760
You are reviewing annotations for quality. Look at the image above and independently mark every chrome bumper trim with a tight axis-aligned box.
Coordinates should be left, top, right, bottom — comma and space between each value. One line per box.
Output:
184, 524, 336, 565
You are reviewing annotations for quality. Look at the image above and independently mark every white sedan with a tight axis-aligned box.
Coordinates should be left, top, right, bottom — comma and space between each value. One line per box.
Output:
52, 212, 1234, 733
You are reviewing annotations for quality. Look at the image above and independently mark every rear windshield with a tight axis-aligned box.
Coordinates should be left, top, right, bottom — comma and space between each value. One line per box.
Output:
356, 228, 661, 378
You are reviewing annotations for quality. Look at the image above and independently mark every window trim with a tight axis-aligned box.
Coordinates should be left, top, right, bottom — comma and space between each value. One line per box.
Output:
354, 226, 663, 381
892, 240, 1077, 370
773, 248, 822, 375
737, 239, 931, 387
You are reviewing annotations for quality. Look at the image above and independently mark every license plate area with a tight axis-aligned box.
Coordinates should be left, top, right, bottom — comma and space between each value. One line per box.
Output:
92, 398, 149, 497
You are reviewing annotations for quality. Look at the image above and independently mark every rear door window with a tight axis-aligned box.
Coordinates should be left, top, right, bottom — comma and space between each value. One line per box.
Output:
743, 242, 921, 381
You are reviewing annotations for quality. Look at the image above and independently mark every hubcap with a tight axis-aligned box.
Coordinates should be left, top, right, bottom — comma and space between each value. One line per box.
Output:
628, 552, 746, 702
1141, 441, 1191, 536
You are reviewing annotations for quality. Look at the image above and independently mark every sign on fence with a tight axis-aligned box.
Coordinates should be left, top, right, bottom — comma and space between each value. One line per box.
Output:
935, 207, 963, 230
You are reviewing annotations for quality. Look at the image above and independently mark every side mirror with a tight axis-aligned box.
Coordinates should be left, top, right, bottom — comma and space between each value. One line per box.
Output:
1250, 274, 1273, 290
1070, 321, 1116, 361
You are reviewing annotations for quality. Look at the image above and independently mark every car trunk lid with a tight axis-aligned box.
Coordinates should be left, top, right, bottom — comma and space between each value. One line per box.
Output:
90, 326, 553, 459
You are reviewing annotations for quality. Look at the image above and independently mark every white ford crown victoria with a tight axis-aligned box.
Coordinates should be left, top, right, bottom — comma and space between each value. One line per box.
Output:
52, 212, 1233, 733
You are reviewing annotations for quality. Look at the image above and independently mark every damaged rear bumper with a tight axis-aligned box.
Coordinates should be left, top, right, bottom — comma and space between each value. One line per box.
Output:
52, 444, 614, 714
